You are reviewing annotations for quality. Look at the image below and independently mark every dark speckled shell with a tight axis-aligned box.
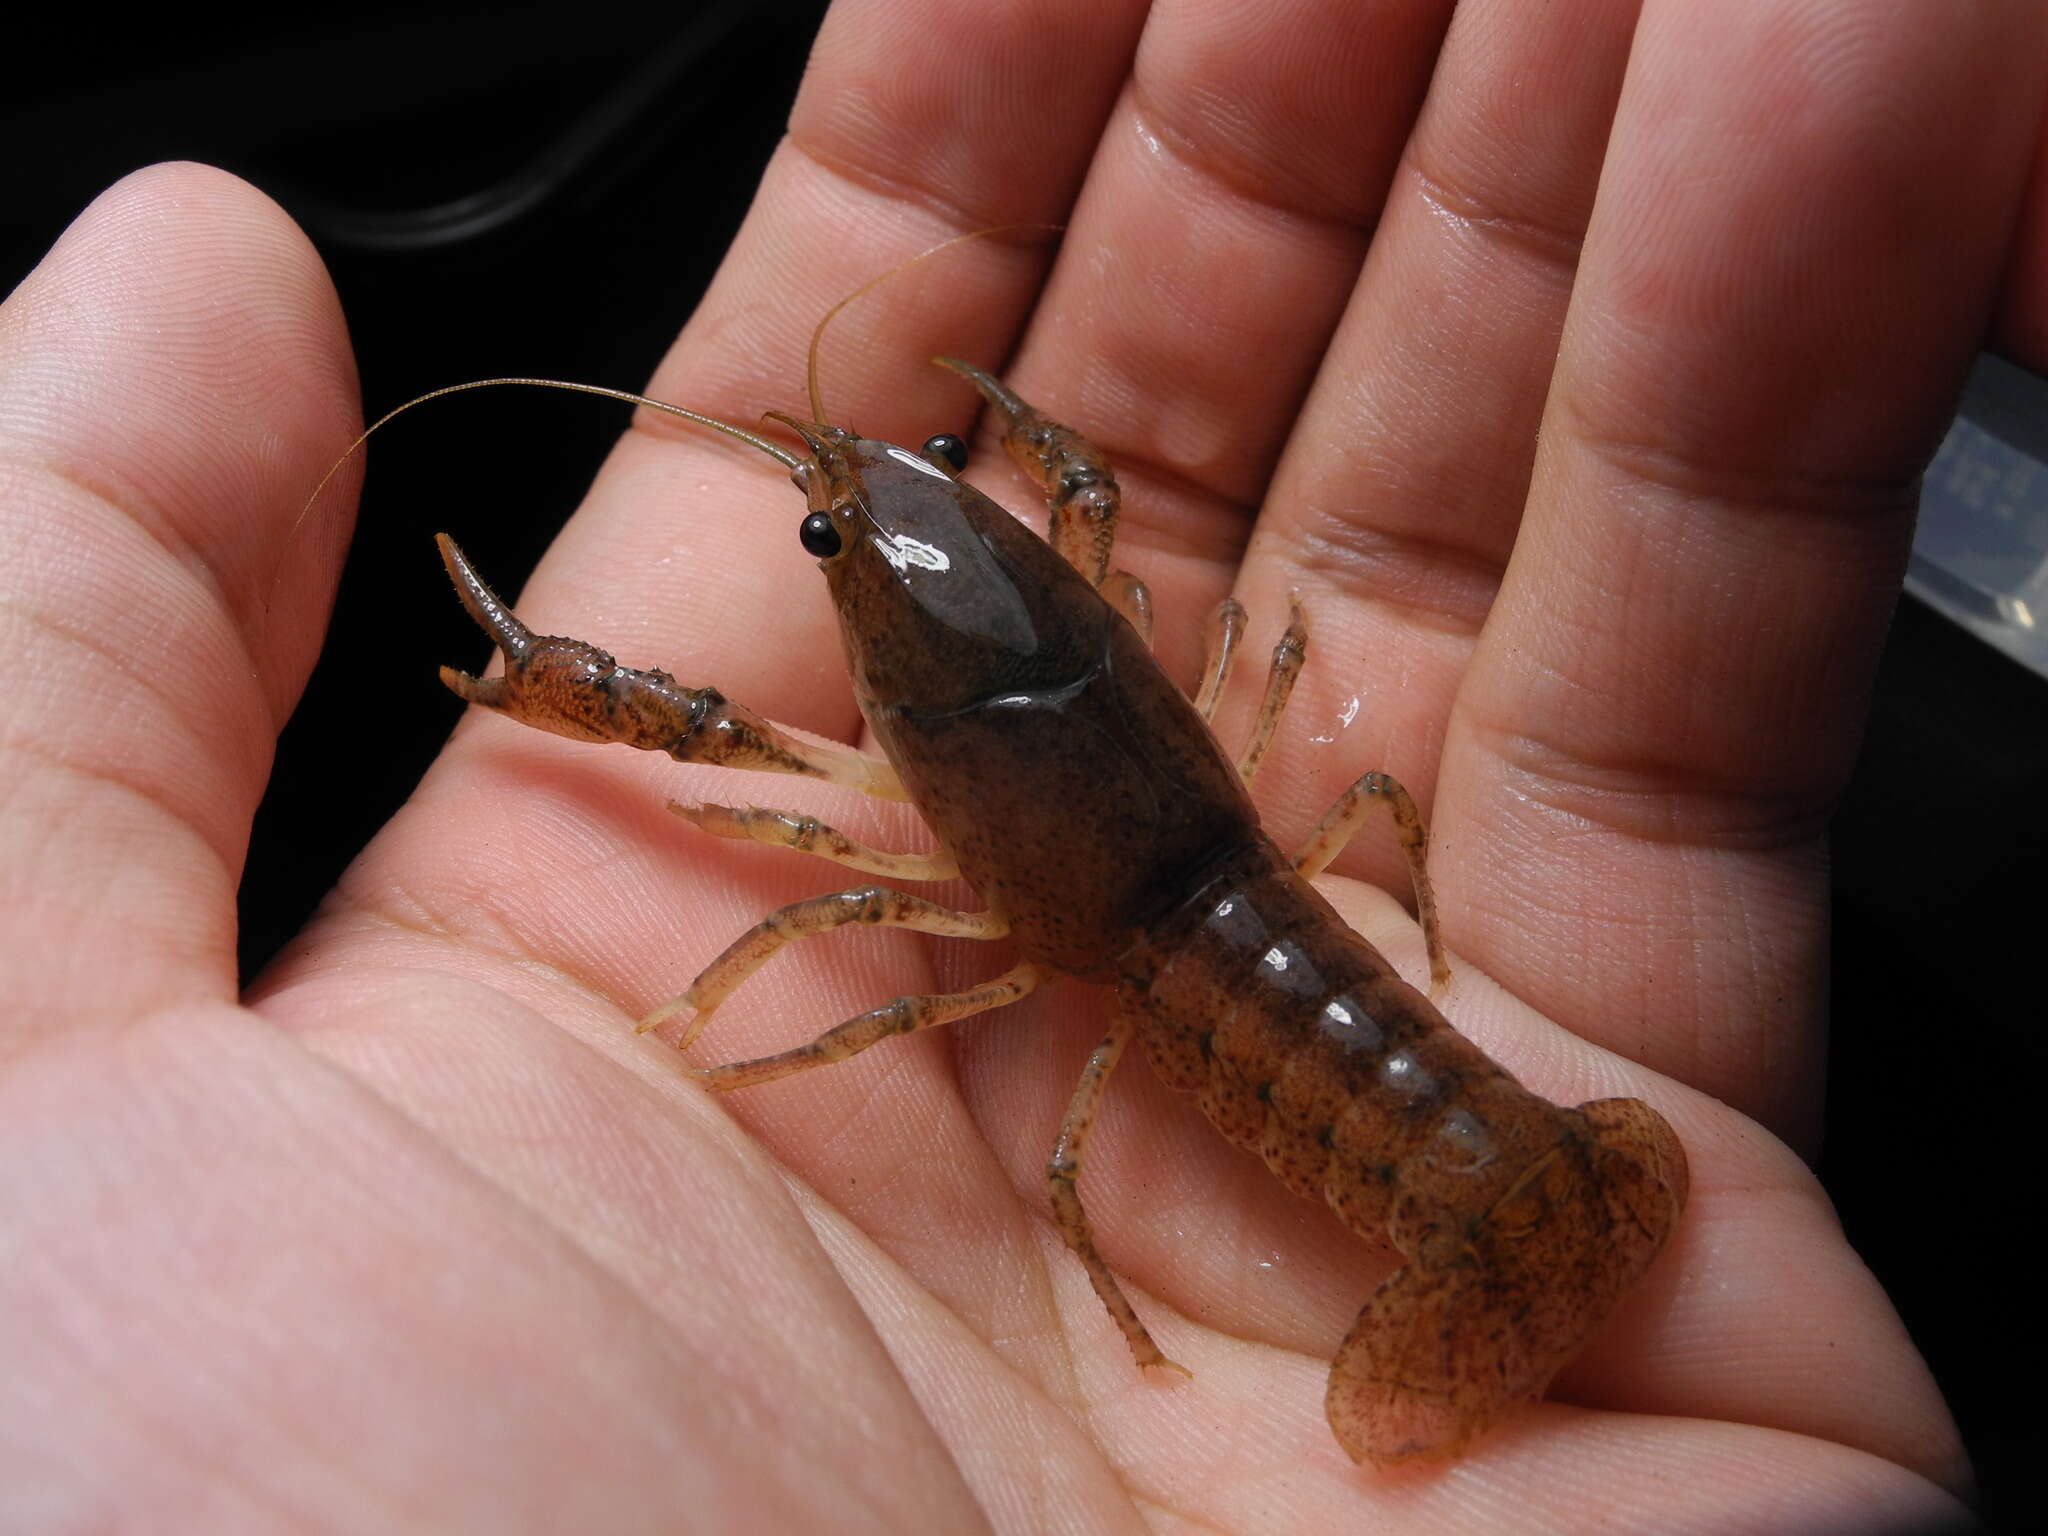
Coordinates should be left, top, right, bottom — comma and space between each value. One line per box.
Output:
826, 437, 1256, 978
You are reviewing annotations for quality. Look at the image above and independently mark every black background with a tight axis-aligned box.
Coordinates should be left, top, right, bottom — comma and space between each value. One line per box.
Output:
6, 5, 2042, 1529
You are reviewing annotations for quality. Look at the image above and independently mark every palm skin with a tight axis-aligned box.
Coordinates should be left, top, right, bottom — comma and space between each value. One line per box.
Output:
4, 0, 2042, 1529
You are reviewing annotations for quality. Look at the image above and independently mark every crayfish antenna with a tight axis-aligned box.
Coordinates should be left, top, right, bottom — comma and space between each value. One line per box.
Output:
802, 224, 1063, 424
294, 376, 807, 548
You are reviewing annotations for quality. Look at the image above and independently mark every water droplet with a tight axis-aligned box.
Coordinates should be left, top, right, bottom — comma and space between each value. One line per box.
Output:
1309, 694, 1361, 745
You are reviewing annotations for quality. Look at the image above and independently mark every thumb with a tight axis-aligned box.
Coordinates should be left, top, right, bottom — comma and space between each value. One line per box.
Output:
0, 162, 358, 1042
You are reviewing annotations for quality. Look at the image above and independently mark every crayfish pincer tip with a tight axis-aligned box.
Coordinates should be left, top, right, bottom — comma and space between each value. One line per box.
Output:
438, 665, 502, 708
636, 1000, 680, 1036
638, 997, 712, 1054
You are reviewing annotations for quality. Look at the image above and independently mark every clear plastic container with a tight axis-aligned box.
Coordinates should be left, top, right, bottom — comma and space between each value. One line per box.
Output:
1910, 353, 2048, 678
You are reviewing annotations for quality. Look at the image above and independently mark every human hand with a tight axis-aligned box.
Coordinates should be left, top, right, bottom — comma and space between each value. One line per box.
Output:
5, 1, 2039, 1528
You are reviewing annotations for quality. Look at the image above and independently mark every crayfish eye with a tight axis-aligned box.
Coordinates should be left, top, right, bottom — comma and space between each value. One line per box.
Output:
798, 510, 843, 559
921, 433, 969, 474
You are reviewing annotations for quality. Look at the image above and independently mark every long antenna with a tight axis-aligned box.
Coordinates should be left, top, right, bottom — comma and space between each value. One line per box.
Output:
299, 375, 803, 526
301, 226, 1063, 533
804, 224, 1062, 423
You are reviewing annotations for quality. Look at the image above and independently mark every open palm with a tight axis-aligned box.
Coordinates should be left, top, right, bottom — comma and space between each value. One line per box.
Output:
6, 1, 2039, 1529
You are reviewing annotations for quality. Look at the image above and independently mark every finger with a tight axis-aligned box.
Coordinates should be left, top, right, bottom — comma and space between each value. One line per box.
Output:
1431, 0, 2048, 1143
1230, 0, 1641, 858
0, 163, 356, 1043
970, 0, 1458, 688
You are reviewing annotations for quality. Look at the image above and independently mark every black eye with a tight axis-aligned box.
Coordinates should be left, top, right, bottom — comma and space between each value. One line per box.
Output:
921, 433, 968, 474
799, 510, 842, 559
